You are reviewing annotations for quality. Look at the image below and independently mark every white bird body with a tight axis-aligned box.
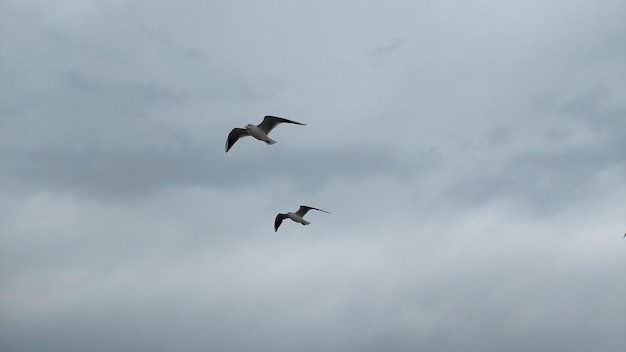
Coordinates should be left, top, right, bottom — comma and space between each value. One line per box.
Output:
286, 212, 310, 225
245, 124, 276, 144
274, 205, 330, 231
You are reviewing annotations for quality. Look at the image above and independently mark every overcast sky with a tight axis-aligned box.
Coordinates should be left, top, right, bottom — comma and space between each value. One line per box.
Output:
1, 0, 625, 351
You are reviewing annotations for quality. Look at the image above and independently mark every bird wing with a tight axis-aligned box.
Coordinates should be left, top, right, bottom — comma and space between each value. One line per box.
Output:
225, 128, 250, 152
274, 213, 289, 232
257, 115, 306, 134
296, 205, 331, 217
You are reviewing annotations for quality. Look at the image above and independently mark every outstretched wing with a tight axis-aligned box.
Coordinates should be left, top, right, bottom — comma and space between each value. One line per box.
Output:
274, 213, 289, 232
257, 115, 306, 134
295, 205, 331, 217
225, 128, 250, 152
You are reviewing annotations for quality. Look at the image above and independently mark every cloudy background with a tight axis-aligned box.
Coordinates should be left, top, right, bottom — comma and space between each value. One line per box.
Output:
1, 0, 625, 351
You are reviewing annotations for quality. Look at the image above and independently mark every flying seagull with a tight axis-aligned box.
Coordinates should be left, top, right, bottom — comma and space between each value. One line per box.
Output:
274, 205, 331, 232
225, 115, 306, 152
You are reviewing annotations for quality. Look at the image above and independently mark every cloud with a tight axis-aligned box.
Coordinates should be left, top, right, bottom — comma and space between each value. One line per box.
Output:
62, 69, 189, 104
1, 142, 416, 203
1, 0, 625, 351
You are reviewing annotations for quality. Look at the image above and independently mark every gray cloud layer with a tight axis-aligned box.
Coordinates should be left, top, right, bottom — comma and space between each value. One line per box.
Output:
1, 0, 625, 351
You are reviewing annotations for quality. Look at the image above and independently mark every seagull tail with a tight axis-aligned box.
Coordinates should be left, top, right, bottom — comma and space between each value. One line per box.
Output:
264, 137, 276, 145
302, 220, 310, 225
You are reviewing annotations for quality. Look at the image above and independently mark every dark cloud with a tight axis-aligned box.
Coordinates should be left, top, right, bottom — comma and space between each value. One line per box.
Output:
1, 143, 415, 201
61, 70, 189, 104
441, 142, 625, 216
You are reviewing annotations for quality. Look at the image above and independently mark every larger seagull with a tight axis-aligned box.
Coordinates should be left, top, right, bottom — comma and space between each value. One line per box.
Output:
225, 115, 306, 152
274, 205, 331, 232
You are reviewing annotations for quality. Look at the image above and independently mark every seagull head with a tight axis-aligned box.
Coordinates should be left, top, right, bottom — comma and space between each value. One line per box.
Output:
245, 123, 254, 128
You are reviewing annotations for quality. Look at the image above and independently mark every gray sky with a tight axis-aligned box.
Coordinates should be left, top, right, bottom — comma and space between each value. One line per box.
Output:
1, 0, 625, 351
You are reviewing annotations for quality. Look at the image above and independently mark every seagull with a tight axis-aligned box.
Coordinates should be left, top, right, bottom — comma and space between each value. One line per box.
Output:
225, 115, 306, 152
274, 205, 331, 232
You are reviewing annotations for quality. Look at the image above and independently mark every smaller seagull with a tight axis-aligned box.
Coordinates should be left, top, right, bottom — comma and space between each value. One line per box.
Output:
274, 205, 331, 232
225, 115, 306, 152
